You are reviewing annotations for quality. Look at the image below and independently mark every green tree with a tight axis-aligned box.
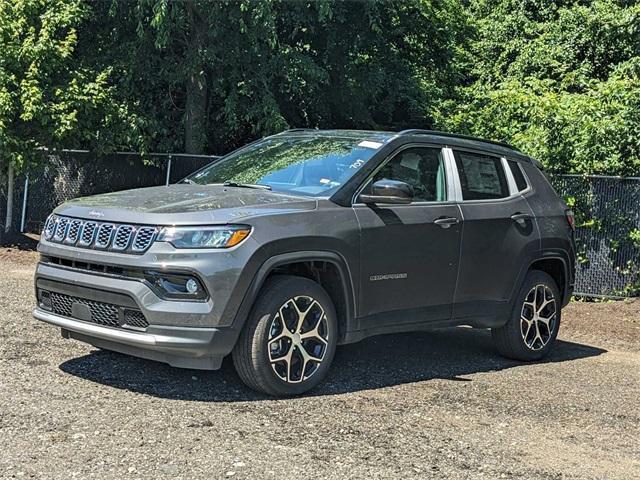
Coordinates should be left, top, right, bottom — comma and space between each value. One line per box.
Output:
82, 0, 465, 154
438, 0, 640, 176
0, 0, 138, 170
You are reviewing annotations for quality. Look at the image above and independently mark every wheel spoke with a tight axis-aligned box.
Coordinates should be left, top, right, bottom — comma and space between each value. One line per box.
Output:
533, 321, 543, 347
299, 342, 323, 362
295, 298, 313, 332
537, 295, 554, 316
268, 310, 293, 344
268, 337, 291, 361
521, 316, 533, 344
282, 348, 293, 382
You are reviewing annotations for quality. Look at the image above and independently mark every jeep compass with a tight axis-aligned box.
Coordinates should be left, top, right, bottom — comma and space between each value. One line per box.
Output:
33, 129, 576, 396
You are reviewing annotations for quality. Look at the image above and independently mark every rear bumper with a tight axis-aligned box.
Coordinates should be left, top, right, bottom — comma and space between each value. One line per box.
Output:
33, 307, 239, 369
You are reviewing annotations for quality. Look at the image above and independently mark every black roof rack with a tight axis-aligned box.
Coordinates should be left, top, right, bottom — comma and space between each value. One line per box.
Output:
398, 129, 520, 152
277, 128, 317, 133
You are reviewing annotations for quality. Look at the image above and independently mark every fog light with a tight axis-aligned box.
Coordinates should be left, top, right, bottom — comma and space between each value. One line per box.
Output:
143, 271, 208, 301
186, 278, 199, 294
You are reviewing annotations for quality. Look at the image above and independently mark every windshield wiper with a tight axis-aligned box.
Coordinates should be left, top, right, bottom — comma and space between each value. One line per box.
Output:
181, 178, 196, 184
222, 181, 272, 190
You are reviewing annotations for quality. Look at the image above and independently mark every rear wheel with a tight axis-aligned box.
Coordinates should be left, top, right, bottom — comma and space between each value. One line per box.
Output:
492, 270, 561, 361
232, 275, 337, 396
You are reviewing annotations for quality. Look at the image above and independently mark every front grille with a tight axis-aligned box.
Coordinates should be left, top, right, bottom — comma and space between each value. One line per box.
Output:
79, 221, 97, 246
43, 215, 158, 254
42, 290, 149, 330
54, 217, 69, 241
132, 227, 157, 252
95, 223, 115, 249
113, 225, 134, 250
65, 219, 83, 244
43, 216, 57, 240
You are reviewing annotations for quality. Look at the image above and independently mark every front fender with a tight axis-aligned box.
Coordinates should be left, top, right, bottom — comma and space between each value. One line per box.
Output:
214, 247, 357, 355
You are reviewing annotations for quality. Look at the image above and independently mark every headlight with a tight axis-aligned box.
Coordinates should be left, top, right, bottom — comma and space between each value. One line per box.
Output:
156, 225, 251, 249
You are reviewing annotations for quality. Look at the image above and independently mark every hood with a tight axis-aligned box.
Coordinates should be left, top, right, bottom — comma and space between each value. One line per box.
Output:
54, 184, 317, 225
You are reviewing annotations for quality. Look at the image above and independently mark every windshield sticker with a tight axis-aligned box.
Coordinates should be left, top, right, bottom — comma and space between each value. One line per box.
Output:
358, 140, 383, 149
350, 159, 365, 169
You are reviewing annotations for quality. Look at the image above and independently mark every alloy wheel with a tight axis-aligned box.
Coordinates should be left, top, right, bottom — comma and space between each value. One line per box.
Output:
520, 284, 557, 351
267, 296, 329, 383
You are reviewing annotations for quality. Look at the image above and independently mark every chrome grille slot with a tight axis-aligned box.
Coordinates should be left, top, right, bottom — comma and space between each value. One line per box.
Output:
79, 222, 97, 246
53, 217, 69, 241
132, 227, 157, 252
43, 216, 57, 240
95, 224, 115, 249
65, 219, 83, 244
112, 225, 134, 250
43, 215, 157, 254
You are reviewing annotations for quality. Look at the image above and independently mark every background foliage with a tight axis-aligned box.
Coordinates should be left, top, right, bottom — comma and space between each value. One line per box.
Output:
1, 0, 639, 175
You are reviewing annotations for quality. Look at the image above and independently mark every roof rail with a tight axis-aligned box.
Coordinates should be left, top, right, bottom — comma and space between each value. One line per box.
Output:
398, 129, 520, 152
276, 128, 317, 134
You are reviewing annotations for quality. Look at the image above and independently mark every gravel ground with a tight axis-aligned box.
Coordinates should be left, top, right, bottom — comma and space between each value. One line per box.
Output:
1, 248, 639, 479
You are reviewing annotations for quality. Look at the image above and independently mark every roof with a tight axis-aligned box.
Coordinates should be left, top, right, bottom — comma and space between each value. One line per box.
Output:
272, 128, 530, 162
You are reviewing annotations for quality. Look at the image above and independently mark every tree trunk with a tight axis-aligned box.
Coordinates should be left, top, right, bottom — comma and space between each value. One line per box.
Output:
184, 1, 208, 154
185, 70, 207, 154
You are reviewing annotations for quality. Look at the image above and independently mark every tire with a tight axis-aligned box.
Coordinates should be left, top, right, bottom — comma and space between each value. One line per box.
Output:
492, 270, 561, 361
232, 275, 338, 396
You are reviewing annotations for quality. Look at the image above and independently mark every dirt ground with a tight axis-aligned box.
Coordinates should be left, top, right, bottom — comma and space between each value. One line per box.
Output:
0, 247, 638, 479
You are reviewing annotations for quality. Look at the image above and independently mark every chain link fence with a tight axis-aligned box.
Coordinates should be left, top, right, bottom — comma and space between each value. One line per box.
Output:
1, 150, 217, 235
1, 152, 639, 298
549, 175, 640, 298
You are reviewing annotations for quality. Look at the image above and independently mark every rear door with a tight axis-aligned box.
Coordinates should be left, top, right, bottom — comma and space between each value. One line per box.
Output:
450, 149, 539, 323
353, 145, 462, 330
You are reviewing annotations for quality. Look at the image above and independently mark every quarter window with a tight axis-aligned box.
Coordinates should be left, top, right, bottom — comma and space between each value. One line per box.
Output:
507, 160, 529, 192
367, 147, 447, 202
454, 151, 509, 200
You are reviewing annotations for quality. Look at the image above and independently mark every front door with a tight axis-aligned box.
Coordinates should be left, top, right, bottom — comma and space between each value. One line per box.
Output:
353, 146, 462, 330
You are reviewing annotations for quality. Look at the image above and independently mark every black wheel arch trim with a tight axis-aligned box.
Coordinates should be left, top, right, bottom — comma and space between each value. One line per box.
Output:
230, 250, 357, 343
509, 251, 573, 314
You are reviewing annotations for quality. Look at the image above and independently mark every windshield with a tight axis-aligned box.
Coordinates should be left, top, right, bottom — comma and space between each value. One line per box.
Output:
185, 134, 388, 196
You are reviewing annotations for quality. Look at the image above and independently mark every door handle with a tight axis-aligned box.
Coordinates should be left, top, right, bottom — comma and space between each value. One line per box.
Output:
510, 213, 532, 224
434, 216, 459, 229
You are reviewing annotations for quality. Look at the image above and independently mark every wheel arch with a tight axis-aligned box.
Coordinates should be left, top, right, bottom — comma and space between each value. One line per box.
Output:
232, 251, 356, 343
528, 256, 568, 303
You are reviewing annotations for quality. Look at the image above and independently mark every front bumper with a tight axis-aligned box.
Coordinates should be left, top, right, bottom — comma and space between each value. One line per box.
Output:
33, 307, 237, 369
33, 254, 244, 370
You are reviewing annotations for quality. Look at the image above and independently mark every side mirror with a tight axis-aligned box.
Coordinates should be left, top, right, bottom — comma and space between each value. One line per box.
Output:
358, 179, 414, 205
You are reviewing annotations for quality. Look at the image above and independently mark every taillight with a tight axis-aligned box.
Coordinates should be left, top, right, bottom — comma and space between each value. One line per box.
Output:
565, 209, 575, 230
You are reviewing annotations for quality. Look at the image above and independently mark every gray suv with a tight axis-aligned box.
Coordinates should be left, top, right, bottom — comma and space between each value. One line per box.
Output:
34, 129, 576, 396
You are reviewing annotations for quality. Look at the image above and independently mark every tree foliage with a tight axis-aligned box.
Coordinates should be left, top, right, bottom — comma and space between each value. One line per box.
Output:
0, 0, 134, 169
1, 0, 638, 175
439, 0, 640, 175
82, 0, 465, 154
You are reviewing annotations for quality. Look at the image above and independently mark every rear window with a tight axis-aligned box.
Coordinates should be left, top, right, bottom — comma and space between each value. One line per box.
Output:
454, 151, 509, 200
508, 160, 528, 191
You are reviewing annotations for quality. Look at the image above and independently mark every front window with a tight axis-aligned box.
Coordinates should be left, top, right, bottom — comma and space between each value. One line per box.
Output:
364, 147, 447, 202
186, 134, 390, 196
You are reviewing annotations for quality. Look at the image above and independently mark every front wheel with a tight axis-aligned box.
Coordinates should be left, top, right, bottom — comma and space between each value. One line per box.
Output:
492, 270, 561, 361
232, 275, 337, 396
